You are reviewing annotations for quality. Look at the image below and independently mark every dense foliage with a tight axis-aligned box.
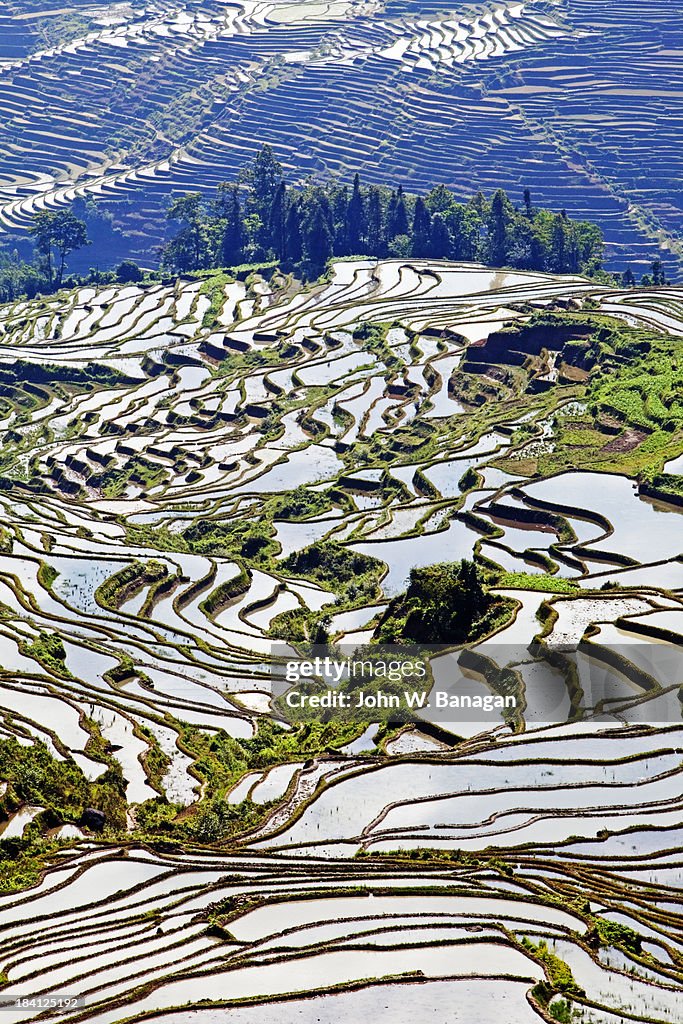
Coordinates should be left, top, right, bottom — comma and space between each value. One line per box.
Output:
5, 147, 676, 304
0, 210, 91, 302
140, 717, 365, 843
375, 559, 502, 643
161, 146, 605, 278
0, 736, 126, 832
282, 539, 381, 585
0, 208, 134, 303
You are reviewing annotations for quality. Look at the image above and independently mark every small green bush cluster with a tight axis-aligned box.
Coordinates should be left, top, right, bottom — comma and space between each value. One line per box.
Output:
375, 559, 505, 644
523, 938, 584, 996
20, 632, 68, 676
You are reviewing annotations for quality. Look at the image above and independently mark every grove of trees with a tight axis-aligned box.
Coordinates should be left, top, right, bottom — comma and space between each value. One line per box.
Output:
375, 559, 495, 644
162, 145, 606, 278
0, 209, 91, 302
0, 148, 673, 303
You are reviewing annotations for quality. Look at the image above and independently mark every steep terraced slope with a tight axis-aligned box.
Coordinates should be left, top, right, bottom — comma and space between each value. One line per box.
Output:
0, 0, 680, 275
0, 260, 682, 1020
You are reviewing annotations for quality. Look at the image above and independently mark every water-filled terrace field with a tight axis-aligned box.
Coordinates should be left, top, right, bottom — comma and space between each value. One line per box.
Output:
0, 258, 682, 1021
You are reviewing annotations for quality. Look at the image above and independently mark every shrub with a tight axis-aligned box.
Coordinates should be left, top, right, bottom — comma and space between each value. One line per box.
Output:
115, 259, 143, 283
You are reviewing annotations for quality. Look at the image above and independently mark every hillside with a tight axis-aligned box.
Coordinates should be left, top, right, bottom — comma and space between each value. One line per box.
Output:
0, 258, 682, 1021
0, 0, 681, 276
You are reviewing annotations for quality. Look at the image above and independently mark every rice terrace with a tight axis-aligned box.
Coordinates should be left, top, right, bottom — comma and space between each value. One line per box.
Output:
0, 1, 682, 1023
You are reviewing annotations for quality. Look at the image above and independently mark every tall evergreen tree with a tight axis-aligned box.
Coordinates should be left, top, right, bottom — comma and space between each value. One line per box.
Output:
302, 201, 332, 275
550, 212, 569, 273
218, 185, 244, 266
269, 182, 287, 262
412, 197, 431, 258
651, 258, 666, 285
240, 145, 284, 252
566, 224, 580, 273
285, 200, 303, 265
250, 145, 283, 215
367, 186, 383, 254
488, 189, 513, 266
429, 213, 450, 259
214, 182, 236, 218
529, 225, 548, 271
469, 190, 487, 216
347, 173, 366, 254
332, 185, 349, 255
387, 186, 408, 240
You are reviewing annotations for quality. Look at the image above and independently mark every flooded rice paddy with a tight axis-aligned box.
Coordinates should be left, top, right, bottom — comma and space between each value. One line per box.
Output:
0, 260, 681, 1022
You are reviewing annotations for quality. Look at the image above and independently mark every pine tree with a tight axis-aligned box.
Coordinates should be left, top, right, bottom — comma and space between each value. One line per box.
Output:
269, 182, 287, 261
219, 186, 244, 266
529, 225, 547, 271
429, 214, 450, 259
240, 145, 284, 253
367, 186, 383, 254
303, 201, 332, 275
331, 185, 349, 255
250, 145, 283, 216
386, 190, 398, 239
651, 259, 666, 285
412, 197, 432, 258
285, 201, 303, 265
488, 189, 513, 266
566, 224, 580, 273
550, 213, 569, 273
347, 173, 366, 254
387, 186, 408, 240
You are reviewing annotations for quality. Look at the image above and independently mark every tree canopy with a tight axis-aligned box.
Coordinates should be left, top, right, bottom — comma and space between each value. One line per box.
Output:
0, 209, 91, 302
375, 559, 494, 644
29, 209, 90, 287
161, 145, 606, 279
